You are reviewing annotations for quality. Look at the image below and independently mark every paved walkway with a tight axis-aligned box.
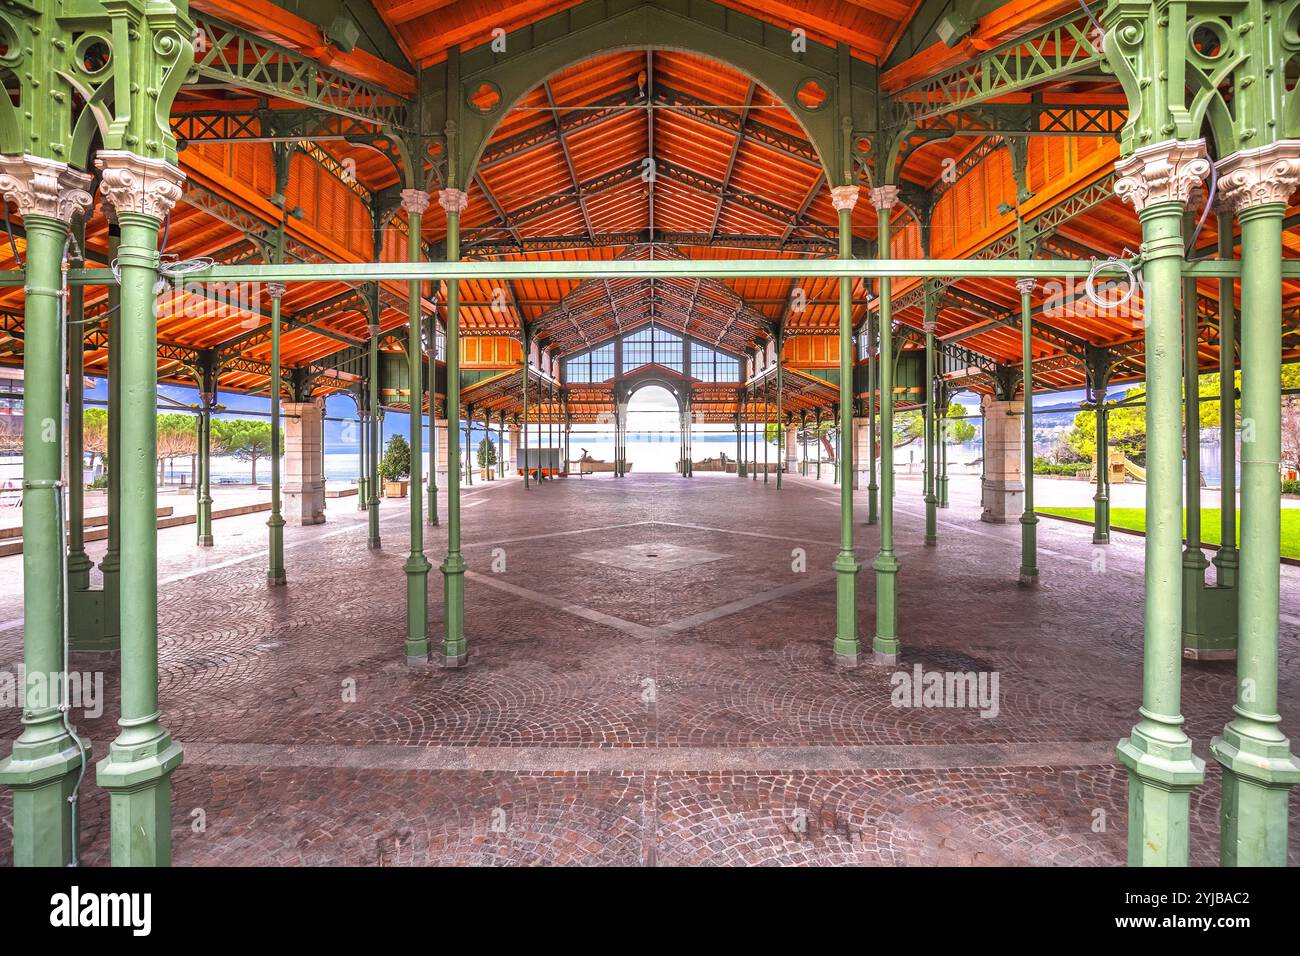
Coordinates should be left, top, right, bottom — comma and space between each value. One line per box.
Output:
0, 472, 1295, 865
0, 482, 368, 534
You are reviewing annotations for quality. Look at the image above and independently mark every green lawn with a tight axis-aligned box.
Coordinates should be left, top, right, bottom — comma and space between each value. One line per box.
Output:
1037, 507, 1300, 560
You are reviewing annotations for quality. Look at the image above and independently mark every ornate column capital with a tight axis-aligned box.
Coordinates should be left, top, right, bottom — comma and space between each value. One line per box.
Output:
95, 150, 186, 222
0, 155, 94, 225
1015, 278, 1037, 297
869, 185, 900, 211
1113, 139, 1211, 213
830, 185, 859, 212
266, 282, 286, 301
438, 188, 469, 215
401, 188, 432, 216
1215, 142, 1300, 216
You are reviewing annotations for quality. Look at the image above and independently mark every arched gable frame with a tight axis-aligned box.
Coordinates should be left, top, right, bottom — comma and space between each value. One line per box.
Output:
419, 0, 878, 189
617, 368, 688, 411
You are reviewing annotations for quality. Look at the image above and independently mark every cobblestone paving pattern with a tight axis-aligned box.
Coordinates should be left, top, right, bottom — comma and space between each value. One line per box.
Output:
0, 473, 1295, 865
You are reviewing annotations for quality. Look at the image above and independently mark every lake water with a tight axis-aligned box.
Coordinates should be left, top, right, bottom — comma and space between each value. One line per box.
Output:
45, 430, 1238, 488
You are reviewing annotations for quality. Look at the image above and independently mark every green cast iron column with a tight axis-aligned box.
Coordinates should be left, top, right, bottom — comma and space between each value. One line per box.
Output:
775, 333, 783, 490
196, 394, 214, 546
830, 185, 859, 666
93, 153, 186, 866
1210, 144, 1300, 865
1093, 397, 1110, 543
870, 185, 900, 665
979, 402, 986, 508
763, 374, 770, 484
267, 283, 286, 584
1088, 350, 1112, 544
402, 190, 430, 662
439, 187, 469, 667
814, 407, 821, 481
831, 401, 838, 486
464, 407, 473, 486
939, 402, 949, 508
1181, 221, 1209, 649
867, 312, 878, 524
734, 413, 742, 477
428, 348, 439, 525
1113, 140, 1209, 866
1017, 277, 1038, 586
550, 385, 558, 479
356, 400, 367, 511
522, 327, 530, 489
367, 314, 381, 549
0, 159, 93, 866
1213, 209, 1237, 586
65, 218, 92, 590
102, 221, 121, 634
795, 415, 800, 476
923, 282, 937, 546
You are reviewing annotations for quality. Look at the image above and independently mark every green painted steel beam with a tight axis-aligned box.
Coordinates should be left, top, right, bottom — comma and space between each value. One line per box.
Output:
916, 102, 1128, 138
34, 258, 1259, 288
190, 13, 413, 131
888, 9, 1107, 128
465, 232, 838, 256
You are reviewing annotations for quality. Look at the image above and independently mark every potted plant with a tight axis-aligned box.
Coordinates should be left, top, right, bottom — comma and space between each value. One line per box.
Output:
477, 436, 497, 480
379, 434, 411, 498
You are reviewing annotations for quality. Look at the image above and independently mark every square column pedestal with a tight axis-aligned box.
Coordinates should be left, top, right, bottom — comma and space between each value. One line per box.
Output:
980, 395, 1024, 524
284, 400, 326, 525
852, 417, 871, 487
435, 419, 451, 483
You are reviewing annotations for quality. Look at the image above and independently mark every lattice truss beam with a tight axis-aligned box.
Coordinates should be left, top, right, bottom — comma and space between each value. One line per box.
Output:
526, 245, 772, 357
189, 14, 414, 131
888, 10, 1109, 129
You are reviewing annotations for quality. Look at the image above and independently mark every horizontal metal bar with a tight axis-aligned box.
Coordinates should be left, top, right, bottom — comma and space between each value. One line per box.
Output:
11, 258, 1262, 287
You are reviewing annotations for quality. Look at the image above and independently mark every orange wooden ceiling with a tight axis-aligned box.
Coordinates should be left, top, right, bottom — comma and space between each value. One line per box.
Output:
378, 0, 924, 67
4, 0, 1297, 407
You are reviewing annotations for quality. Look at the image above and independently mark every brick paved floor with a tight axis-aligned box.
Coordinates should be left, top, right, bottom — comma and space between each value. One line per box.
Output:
0, 472, 1296, 865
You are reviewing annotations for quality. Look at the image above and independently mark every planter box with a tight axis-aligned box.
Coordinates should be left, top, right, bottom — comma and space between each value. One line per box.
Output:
384, 480, 409, 498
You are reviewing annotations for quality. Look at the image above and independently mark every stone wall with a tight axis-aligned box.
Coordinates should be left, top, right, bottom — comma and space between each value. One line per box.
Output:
980, 395, 1024, 523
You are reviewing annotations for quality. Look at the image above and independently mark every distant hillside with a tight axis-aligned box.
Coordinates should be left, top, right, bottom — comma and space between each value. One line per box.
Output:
0, 413, 19, 455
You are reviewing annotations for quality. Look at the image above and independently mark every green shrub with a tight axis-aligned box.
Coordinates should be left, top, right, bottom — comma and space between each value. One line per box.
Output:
1033, 459, 1091, 477
1284, 478, 1300, 496
379, 434, 411, 482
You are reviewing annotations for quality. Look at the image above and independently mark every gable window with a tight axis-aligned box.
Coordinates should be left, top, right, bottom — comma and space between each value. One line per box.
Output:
564, 342, 615, 383
623, 326, 682, 373
690, 341, 740, 382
